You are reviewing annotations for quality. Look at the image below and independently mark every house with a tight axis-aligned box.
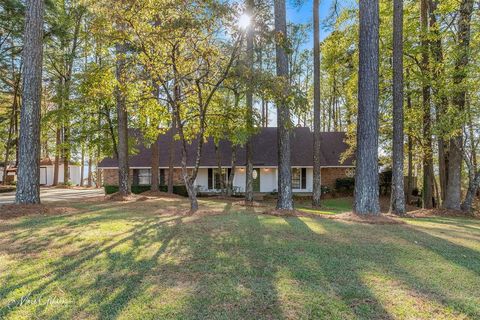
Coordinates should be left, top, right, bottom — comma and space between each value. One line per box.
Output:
0, 158, 83, 186
98, 127, 355, 194
38, 158, 83, 186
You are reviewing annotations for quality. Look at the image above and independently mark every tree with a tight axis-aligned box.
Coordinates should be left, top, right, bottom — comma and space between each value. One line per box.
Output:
44, 0, 85, 185
354, 0, 380, 215
312, 0, 321, 208
16, 0, 44, 204
420, 0, 433, 209
115, 42, 130, 197
443, 0, 474, 210
390, 0, 405, 215
245, 0, 255, 204
274, 0, 293, 210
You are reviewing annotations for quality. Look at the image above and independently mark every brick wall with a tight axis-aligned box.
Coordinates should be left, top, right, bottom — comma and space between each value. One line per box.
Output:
102, 168, 185, 186
102, 169, 134, 186
321, 167, 351, 189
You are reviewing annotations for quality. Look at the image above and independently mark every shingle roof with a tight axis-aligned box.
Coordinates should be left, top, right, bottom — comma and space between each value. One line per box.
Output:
98, 127, 354, 168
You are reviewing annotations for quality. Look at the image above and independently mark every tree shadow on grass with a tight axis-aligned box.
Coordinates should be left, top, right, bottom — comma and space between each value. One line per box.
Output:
2, 200, 480, 319
281, 217, 394, 319
0, 213, 182, 319
283, 216, 480, 319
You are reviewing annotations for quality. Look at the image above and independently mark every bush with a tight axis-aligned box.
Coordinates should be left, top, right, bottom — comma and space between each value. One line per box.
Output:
104, 185, 119, 194
0, 186, 15, 193
335, 178, 355, 192
158, 185, 189, 197
104, 185, 188, 197
412, 188, 420, 197
321, 185, 331, 195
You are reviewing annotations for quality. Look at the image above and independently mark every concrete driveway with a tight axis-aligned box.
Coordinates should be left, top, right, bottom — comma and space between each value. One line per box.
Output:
0, 187, 105, 205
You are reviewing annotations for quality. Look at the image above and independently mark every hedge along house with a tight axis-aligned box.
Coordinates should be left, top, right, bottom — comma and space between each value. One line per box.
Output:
98, 127, 354, 194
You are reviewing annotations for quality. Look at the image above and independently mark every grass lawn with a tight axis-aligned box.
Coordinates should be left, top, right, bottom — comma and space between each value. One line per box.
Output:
296, 197, 353, 215
0, 197, 479, 319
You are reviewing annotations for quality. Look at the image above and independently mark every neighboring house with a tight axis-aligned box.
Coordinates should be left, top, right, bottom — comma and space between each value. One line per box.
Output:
98, 127, 355, 194
0, 158, 82, 186
38, 158, 83, 186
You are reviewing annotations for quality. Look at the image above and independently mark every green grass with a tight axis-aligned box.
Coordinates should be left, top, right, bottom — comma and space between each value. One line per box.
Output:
296, 197, 353, 215
0, 197, 479, 319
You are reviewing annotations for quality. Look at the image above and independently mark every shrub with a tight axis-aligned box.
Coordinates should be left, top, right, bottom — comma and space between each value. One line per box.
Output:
104, 185, 188, 197
335, 178, 355, 192
104, 185, 119, 194
159, 185, 189, 197
0, 186, 15, 193
412, 188, 420, 197
321, 185, 331, 195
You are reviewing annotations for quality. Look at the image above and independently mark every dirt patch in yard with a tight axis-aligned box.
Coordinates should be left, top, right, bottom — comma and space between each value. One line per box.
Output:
406, 208, 479, 219
141, 190, 184, 199
234, 200, 267, 208
262, 208, 405, 224
327, 212, 406, 225
262, 209, 307, 217
106, 192, 149, 202
0, 204, 77, 220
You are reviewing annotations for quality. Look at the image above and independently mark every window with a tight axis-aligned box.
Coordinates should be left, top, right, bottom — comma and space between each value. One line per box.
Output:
208, 168, 230, 190
291, 168, 307, 189
292, 168, 301, 189
138, 169, 151, 185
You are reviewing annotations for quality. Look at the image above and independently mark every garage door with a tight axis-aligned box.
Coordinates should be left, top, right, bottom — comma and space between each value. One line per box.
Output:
40, 167, 47, 185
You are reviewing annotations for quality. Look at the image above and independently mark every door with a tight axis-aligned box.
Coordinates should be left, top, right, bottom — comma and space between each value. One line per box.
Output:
252, 168, 260, 192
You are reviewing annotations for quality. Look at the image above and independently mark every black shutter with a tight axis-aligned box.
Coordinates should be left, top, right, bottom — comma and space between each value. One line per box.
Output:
208, 168, 213, 189
227, 168, 232, 181
159, 169, 165, 186
133, 169, 139, 186
301, 168, 307, 189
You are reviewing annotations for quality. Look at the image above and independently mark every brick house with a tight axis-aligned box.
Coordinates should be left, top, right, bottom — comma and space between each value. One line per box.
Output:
98, 127, 354, 194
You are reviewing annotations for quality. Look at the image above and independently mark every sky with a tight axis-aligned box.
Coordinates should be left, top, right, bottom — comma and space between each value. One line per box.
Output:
288, 0, 336, 45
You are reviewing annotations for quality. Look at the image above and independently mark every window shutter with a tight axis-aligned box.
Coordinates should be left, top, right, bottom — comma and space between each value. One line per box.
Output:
159, 169, 165, 186
301, 168, 307, 189
208, 168, 213, 189
227, 168, 232, 181
133, 169, 139, 186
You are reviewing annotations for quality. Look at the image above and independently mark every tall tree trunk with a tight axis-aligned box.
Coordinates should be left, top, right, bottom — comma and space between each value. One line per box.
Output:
53, 128, 60, 185
245, 0, 255, 204
227, 145, 237, 197
420, 0, 433, 209
390, 0, 406, 215
151, 135, 160, 192
312, 0, 322, 208
80, 145, 84, 186
274, 0, 294, 210
87, 154, 92, 187
2, 86, 18, 185
429, 0, 448, 204
265, 101, 268, 127
406, 70, 413, 205
443, 0, 474, 210
215, 144, 225, 196
63, 126, 70, 184
354, 0, 380, 215
16, 0, 44, 204
167, 109, 177, 194
115, 42, 130, 196
461, 170, 480, 213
